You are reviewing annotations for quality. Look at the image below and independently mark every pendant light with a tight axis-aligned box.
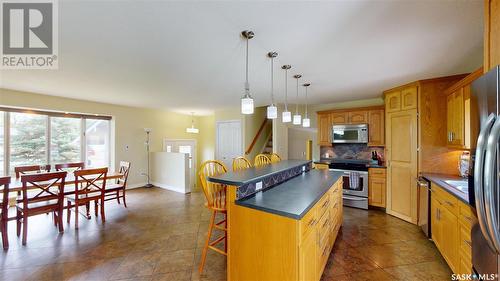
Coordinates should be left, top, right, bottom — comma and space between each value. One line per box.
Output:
281, 65, 292, 123
186, 112, 199, 134
241, 30, 255, 115
293, 74, 302, 125
302, 83, 311, 127
267, 52, 278, 119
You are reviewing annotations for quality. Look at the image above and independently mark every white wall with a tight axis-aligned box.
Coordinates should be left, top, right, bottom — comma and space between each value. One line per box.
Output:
151, 152, 189, 193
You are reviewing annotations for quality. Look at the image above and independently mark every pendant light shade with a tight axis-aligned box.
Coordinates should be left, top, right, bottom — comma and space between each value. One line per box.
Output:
186, 112, 199, 134
293, 114, 302, 125
282, 65, 292, 123
267, 52, 278, 119
241, 30, 255, 115
293, 74, 302, 125
282, 111, 292, 123
302, 83, 311, 128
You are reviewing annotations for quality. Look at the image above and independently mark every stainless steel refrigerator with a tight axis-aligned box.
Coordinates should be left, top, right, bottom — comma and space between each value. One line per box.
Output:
471, 65, 500, 277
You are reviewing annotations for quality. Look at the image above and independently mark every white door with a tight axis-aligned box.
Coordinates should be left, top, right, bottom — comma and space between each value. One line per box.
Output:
216, 120, 242, 168
163, 139, 196, 190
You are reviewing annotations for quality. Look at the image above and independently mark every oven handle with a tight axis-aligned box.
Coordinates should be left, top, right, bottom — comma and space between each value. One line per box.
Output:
329, 169, 368, 175
343, 195, 367, 201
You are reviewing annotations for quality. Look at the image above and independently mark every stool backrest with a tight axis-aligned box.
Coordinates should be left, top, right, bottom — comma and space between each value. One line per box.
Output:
199, 160, 227, 210
254, 154, 271, 168
232, 156, 252, 172
270, 153, 281, 163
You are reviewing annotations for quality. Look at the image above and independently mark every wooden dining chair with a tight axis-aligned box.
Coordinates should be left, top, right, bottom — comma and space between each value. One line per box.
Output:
17, 172, 67, 245
104, 161, 131, 207
254, 154, 271, 168
0, 177, 10, 250
14, 164, 51, 178
198, 160, 228, 274
270, 153, 281, 163
55, 162, 85, 172
66, 168, 108, 229
232, 156, 252, 172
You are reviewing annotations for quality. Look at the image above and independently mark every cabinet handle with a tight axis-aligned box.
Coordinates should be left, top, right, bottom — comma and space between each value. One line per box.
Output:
308, 219, 316, 226
463, 215, 473, 223
464, 240, 472, 247
322, 199, 330, 208
323, 218, 330, 228
444, 200, 454, 207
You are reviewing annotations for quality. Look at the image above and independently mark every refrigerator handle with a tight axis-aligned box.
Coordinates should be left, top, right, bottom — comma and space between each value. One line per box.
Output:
474, 113, 497, 252
484, 115, 500, 254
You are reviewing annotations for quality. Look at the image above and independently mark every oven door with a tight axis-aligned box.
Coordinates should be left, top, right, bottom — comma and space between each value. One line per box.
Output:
331, 169, 369, 197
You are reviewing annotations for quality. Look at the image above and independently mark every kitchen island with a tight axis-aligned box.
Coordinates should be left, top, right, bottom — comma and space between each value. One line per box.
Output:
208, 161, 343, 281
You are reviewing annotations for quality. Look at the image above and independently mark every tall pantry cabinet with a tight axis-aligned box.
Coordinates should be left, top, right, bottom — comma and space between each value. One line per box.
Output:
383, 75, 466, 224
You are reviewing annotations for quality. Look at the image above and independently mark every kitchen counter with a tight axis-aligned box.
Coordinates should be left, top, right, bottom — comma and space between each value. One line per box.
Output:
422, 173, 470, 204
236, 169, 343, 219
208, 159, 311, 186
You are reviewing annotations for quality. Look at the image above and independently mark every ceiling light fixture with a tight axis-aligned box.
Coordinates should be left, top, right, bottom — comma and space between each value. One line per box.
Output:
281, 65, 292, 123
267, 52, 278, 119
293, 74, 302, 125
186, 112, 199, 134
302, 83, 311, 128
241, 30, 255, 115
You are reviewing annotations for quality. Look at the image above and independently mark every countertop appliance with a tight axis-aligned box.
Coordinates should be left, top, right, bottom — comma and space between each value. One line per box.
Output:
470, 65, 500, 277
332, 124, 368, 144
417, 177, 431, 238
328, 159, 369, 209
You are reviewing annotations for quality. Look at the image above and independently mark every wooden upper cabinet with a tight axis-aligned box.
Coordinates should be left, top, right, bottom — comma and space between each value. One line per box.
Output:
348, 111, 368, 124
445, 68, 482, 149
484, 0, 500, 71
331, 112, 348, 124
401, 87, 418, 110
385, 91, 401, 113
318, 113, 331, 146
368, 109, 385, 146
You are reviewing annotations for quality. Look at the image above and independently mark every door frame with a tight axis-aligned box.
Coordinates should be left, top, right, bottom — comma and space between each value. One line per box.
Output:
215, 120, 243, 162
162, 138, 197, 189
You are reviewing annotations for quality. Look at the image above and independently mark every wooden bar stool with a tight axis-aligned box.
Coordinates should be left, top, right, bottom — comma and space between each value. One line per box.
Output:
254, 154, 271, 167
232, 156, 252, 172
17, 172, 67, 245
270, 153, 281, 163
0, 177, 10, 250
198, 160, 228, 274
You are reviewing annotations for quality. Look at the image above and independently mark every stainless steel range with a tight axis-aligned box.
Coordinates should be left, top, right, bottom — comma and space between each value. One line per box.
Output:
327, 159, 369, 210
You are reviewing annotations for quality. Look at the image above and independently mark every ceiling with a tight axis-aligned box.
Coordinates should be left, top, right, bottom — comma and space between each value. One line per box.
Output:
0, 0, 484, 115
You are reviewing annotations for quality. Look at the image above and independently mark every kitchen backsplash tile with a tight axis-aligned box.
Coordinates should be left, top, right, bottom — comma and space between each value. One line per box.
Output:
320, 144, 384, 160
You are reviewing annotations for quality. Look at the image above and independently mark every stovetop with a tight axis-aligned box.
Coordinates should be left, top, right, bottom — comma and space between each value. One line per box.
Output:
320, 158, 369, 171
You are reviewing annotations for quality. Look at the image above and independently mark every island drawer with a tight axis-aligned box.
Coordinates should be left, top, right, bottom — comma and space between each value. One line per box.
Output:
318, 193, 331, 218
299, 206, 318, 241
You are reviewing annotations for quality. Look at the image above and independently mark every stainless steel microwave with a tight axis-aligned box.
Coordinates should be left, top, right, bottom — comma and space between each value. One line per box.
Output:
332, 124, 368, 144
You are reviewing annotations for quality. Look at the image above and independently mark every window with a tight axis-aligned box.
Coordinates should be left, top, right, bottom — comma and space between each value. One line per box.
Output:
85, 119, 110, 168
50, 117, 81, 164
0, 108, 112, 174
10, 112, 47, 168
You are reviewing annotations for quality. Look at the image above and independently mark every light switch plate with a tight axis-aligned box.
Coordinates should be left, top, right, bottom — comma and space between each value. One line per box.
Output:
256, 181, 263, 191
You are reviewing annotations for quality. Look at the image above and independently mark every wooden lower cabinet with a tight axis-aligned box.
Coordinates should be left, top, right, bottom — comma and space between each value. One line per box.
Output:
368, 168, 386, 208
299, 228, 317, 281
430, 182, 476, 275
229, 178, 343, 281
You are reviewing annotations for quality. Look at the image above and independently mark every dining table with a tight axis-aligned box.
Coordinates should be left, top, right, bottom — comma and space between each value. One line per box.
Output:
2, 171, 124, 221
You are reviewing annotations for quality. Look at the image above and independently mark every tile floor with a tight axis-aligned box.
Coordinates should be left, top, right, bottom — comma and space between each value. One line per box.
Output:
0, 187, 452, 281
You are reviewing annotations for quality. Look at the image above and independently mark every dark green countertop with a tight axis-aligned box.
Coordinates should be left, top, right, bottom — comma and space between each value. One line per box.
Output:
208, 160, 311, 186
236, 169, 343, 220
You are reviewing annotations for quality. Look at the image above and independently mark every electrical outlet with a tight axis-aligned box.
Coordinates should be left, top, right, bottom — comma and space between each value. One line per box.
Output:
256, 181, 263, 191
